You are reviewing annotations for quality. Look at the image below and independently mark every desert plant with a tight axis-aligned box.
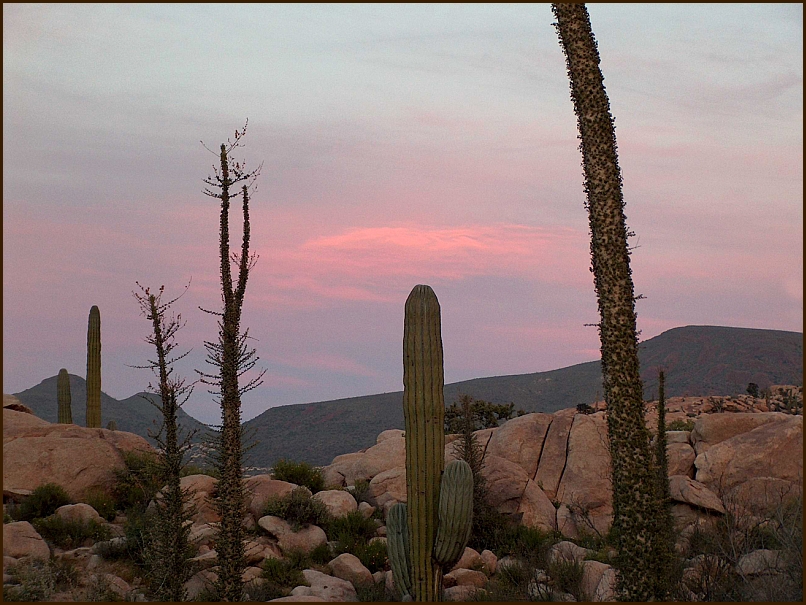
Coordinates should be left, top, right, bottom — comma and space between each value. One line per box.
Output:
325, 510, 378, 551
667, 418, 695, 432
746, 382, 760, 398
111, 450, 164, 514
261, 486, 331, 531
196, 120, 266, 602
552, 4, 665, 599
257, 556, 310, 600
352, 539, 390, 574
180, 464, 221, 478
57, 368, 73, 424
651, 369, 677, 598
82, 488, 117, 522
3, 557, 79, 601
350, 479, 373, 505
131, 281, 199, 601
387, 285, 474, 601
106, 419, 117, 431
32, 515, 111, 549
12, 482, 72, 522
444, 395, 524, 433
86, 305, 102, 428
271, 458, 325, 493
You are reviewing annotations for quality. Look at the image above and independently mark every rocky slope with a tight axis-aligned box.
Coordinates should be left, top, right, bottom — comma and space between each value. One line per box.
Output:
3, 389, 802, 601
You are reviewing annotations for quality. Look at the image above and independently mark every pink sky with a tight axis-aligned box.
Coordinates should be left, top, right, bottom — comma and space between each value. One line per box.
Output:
3, 4, 802, 423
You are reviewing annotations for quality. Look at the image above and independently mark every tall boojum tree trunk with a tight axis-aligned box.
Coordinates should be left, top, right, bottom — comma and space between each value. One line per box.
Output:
551, 3, 663, 600
197, 123, 265, 602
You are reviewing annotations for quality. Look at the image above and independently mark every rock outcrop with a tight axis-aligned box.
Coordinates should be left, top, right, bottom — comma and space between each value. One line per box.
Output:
322, 402, 803, 541
3, 407, 154, 500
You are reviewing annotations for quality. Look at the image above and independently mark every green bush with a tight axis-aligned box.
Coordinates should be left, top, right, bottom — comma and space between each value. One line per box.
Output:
180, 464, 221, 479
11, 483, 72, 522
548, 558, 585, 601
261, 487, 331, 531
112, 450, 164, 514
82, 488, 117, 522
2, 557, 79, 601
667, 418, 695, 432
351, 479, 373, 505
32, 515, 112, 549
325, 510, 378, 551
352, 539, 389, 574
272, 459, 325, 493
258, 556, 310, 599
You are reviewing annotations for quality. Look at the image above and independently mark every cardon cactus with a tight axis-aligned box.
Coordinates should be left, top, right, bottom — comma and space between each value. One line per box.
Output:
86, 305, 101, 428
57, 368, 72, 424
388, 285, 473, 601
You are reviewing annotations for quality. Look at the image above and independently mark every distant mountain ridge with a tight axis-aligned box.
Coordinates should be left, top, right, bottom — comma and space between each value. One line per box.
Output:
12, 373, 213, 449
12, 325, 803, 468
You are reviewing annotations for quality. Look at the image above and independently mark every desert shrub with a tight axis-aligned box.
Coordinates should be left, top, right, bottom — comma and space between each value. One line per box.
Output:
121, 508, 157, 568
325, 510, 378, 549
3, 556, 79, 601
258, 556, 309, 599
548, 558, 585, 601
180, 464, 221, 479
351, 479, 373, 505
272, 459, 325, 493
112, 450, 164, 514
83, 572, 124, 602
32, 515, 112, 549
82, 488, 118, 522
11, 483, 72, 522
356, 578, 394, 602
261, 487, 331, 531
468, 505, 524, 554
667, 418, 695, 432
444, 394, 525, 433
4, 508, 14, 524
352, 539, 389, 574
308, 542, 334, 565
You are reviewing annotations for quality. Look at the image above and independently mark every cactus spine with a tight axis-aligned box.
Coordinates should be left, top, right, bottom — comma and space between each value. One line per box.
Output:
57, 368, 72, 424
86, 305, 101, 428
389, 285, 473, 601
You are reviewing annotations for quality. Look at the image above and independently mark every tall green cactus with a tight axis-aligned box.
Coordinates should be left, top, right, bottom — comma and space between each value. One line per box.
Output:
389, 285, 474, 601
57, 368, 72, 424
86, 305, 102, 428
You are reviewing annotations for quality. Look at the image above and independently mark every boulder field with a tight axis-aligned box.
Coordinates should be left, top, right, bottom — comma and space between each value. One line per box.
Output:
3, 389, 802, 601
323, 400, 802, 540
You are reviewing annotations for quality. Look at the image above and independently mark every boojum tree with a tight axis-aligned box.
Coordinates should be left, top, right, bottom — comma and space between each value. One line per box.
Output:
196, 121, 266, 602
131, 281, 198, 601
552, 3, 669, 600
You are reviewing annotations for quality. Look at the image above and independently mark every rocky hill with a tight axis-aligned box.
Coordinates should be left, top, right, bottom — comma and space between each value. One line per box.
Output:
239, 325, 803, 467
11, 325, 803, 469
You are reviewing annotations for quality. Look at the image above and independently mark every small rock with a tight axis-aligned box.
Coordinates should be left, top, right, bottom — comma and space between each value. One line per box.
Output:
290, 568, 358, 601
444, 585, 486, 601
480, 549, 497, 575
450, 547, 483, 572
548, 540, 589, 564
358, 501, 375, 519
329, 552, 373, 587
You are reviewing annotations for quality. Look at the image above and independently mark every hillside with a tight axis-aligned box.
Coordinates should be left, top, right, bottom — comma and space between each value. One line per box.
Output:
239, 325, 803, 467
13, 325, 802, 468
11, 373, 213, 450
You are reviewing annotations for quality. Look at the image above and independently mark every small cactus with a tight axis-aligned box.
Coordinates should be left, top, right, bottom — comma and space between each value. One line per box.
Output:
86, 305, 102, 428
106, 420, 117, 431
57, 369, 72, 424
